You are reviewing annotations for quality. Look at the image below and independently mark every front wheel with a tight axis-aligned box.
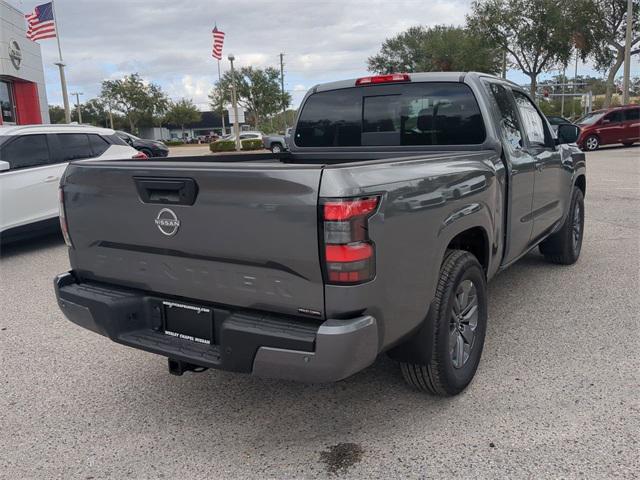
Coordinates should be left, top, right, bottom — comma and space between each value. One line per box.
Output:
400, 250, 488, 396
583, 135, 599, 151
270, 143, 283, 153
539, 187, 584, 265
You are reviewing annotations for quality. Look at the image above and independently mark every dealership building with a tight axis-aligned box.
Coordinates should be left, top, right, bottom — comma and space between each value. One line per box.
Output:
0, 0, 50, 125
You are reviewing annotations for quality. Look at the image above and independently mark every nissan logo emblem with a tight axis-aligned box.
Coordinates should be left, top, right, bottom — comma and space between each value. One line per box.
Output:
8, 40, 22, 70
155, 208, 180, 236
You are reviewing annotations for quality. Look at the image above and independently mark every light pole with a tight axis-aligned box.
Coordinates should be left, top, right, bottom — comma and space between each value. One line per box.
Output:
622, 0, 633, 105
71, 91, 83, 123
228, 54, 241, 152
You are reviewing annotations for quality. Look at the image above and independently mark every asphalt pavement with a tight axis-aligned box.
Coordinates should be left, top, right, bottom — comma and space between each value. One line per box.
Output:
1, 146, 638, 479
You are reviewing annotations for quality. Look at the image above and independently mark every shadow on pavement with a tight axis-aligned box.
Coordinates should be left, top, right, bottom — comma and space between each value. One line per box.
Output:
0, 231, 65, 259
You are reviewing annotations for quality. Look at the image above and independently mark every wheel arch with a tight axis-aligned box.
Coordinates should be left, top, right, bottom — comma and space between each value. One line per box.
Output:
574, 174, 586, 196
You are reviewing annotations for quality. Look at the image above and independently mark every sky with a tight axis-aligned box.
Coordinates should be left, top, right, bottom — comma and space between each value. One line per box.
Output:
8, 0, 640, 111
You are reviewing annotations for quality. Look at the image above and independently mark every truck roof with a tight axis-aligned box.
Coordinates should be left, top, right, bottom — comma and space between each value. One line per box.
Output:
310, 71, 518, 93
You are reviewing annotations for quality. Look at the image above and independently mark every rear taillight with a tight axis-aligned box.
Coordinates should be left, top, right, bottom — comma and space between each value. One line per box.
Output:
355, 73, 410, 86
321, 196, 380, 284
58, 188, 73, 248
132, 151, 148, 159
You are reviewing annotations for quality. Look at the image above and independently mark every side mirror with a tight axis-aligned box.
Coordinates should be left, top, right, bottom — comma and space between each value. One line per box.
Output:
557, 124, 580, 144
0, 160, 10, 172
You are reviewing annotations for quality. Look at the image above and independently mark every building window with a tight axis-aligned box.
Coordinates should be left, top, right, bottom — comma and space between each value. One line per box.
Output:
1, 81, 16, 123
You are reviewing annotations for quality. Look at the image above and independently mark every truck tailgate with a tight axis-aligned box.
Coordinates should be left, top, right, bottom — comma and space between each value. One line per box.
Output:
62, 161, 325, 318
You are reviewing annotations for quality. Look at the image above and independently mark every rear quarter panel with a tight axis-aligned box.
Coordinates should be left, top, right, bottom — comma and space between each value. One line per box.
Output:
320, 151, 504, 350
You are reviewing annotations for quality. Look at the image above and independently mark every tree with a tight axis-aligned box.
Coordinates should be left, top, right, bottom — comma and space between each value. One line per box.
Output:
164, 98, 201, 139
367, 25, 502, 74
468, 0, 576, 96
100, 73, 168, 133
48, 105, 66, 124
215, 66, 291, 129
583, 0, 639, 107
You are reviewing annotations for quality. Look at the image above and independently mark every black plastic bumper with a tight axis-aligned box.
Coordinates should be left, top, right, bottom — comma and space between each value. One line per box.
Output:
55, 272, 378, 382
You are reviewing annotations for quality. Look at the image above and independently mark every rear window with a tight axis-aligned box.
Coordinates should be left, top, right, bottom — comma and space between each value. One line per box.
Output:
295, 82, 485, 147
57, 134, 94, 161
88, 134, 110, 156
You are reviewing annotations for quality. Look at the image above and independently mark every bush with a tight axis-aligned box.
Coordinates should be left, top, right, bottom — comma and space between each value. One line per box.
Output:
241, 139, 264, 151
209, 138, 264, 152
209, 140, 236, 152
164, 140, 184, 146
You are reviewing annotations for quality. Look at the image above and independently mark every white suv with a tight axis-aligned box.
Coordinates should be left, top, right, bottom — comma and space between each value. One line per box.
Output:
0, 124, 143, 243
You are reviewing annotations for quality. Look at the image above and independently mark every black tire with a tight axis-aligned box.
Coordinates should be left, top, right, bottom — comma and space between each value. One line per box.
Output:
622, 142, 634, 147
270, 143, 283, 153
400, 250, 488, 396
583, 135, 599, 151
539, 187, 584, 265
140, 148, 153, 158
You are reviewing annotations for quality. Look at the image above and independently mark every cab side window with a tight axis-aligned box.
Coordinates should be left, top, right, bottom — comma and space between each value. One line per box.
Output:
625, 108, 640, 121
0, 134, 50, 170
605, 111, 624, 123
57, 134, 94, 161
512, 91, 547, 146
486, 83, 523, 151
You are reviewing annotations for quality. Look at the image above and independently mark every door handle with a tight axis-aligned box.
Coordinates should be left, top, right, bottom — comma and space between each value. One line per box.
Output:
43, 176, 60, 184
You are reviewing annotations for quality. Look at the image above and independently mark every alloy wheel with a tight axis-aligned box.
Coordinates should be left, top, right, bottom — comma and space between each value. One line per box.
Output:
449, 280, 479, 369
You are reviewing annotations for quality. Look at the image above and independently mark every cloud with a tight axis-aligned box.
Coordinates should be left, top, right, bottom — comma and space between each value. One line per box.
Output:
22, 0, 637, 111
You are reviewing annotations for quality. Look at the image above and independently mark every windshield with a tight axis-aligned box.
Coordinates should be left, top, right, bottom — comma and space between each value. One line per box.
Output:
576, 112, 605, 126
295, 82, 485, 147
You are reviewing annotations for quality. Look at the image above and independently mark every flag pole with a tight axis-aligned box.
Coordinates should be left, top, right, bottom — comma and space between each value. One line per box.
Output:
217, 59, 226, 135
51, 0, 71, 123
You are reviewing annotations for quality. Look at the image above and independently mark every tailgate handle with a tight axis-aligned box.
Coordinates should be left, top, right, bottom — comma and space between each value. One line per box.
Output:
134, 177, 198, 205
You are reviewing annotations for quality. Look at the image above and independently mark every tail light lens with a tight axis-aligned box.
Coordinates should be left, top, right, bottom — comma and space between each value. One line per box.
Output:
321, 196, 380, 284
132, 151, 148, 160
58, 188, 73, 248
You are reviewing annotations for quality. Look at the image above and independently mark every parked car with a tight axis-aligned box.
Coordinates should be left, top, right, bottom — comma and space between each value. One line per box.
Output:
262, 131, 289, 153
0, 124, 143, 243
116, 130, 170, 157
55, 72, 585, 396
576, 105, 640, 151
546, 115, 572, 134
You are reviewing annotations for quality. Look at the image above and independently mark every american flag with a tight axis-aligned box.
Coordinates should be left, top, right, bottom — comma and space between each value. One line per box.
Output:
25, 2, 57, 41
212, 26, 225, 60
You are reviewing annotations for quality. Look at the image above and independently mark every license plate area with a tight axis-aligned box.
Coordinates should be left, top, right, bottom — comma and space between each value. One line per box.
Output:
163, 300, 213, 345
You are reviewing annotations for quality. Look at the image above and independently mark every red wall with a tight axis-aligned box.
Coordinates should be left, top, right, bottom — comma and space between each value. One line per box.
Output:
13, 81, 42, 125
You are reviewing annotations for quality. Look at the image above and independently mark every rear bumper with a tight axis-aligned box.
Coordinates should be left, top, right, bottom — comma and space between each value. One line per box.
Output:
54, 272, 378, 383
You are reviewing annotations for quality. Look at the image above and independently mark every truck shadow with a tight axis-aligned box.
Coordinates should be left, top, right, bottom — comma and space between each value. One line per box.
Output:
0, 232, 65, 259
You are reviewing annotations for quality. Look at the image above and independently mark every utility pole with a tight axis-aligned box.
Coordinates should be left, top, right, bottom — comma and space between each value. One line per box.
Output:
279, 52, 287, 128
622, 0, 634, 105
561, 67, 566, 117
71, 91, 83, 123
572, 50, 579, 118
51, 1, 71, 123
228, 54, 241, 152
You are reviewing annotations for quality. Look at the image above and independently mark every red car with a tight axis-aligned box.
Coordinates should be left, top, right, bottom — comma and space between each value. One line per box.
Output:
576, 105, 640, 151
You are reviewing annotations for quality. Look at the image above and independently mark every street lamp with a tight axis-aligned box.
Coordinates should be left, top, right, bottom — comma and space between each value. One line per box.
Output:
228, 54, 241, 152
70, 91, 84, 124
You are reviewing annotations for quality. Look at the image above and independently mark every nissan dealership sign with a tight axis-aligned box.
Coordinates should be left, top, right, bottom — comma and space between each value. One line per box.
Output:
8, 39, 21, 70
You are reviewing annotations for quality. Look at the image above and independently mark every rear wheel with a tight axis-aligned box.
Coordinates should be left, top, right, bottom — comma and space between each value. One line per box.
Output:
400, 250, 488, 396
140, 148, 153, 158
539, 187, 584, 265
584, 135, 599, 151
622, 142, 634, 147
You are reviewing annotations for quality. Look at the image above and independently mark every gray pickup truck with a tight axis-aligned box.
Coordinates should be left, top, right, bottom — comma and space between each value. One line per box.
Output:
55, 72, 585, 396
